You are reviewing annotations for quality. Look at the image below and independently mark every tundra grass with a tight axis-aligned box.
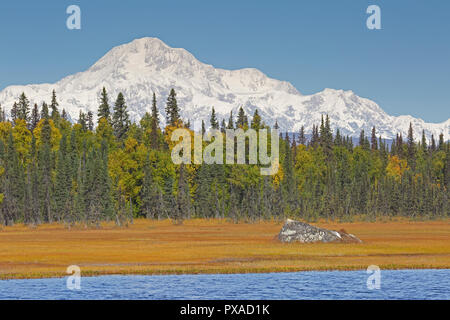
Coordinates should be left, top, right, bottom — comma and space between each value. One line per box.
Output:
0, 219, 449, 279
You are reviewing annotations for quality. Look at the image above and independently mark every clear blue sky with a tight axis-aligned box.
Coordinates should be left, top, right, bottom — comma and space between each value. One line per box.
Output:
0, 0, 449, 122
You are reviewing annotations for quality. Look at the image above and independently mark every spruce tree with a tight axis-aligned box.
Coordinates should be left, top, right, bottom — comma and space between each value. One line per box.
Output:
371, 126, 378, 151
165, 88, 180, 126
250, 109, 261, 130
421, 130, 427, 153
220, 119, 226, 133
298, 126, 306, 145
38, 118, 54, 223
201, 120, 206, 136
99, 140, 114, 220
30, 103, 40, 131
236, 107, 247, 129
274, 120, 279, 130
78, 111, 87, 131
407, 123, 416, 166
140, 154, 160, 218
175, 164, 190, 224
438, 133, 445, 151
41, 102, 49, 119
61, 109, 68, 121
150, 93, 160, 149
10, 102, 18, 122
2, 133, 25, 224
50, 90, 60, 120
430, 134, 436, 152
112, 92, 130, 140
54, 134, 72, 221
17, 92, 30, 122
97, 87, 111, 123
226, 111, 234, 129
210, 107, 219, 129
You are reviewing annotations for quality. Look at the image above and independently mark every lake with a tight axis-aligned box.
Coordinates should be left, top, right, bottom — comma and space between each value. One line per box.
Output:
0, 269, 449, 300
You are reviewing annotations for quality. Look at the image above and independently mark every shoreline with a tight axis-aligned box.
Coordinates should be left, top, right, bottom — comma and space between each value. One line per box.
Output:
1, 219, 449, 280
2, 265, 450, 281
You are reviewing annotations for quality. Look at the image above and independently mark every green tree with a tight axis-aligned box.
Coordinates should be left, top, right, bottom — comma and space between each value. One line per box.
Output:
50, 90, 60, 121
210, 107, 219, 129
97, 87, 111, 123
112, 92, 130, 140
165, 88, 180, 126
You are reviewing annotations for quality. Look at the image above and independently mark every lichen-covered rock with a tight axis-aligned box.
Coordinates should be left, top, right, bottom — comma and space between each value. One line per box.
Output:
278, 219, 362, 243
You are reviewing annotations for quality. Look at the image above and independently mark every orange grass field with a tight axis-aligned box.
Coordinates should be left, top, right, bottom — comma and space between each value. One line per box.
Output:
0, 219, 449, 279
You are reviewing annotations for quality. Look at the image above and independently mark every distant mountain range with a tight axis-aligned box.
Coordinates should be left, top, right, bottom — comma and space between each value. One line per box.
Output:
0, 37, 448, 139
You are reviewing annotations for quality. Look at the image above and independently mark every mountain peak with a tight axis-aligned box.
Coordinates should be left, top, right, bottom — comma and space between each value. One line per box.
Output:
0, 37, 448, 140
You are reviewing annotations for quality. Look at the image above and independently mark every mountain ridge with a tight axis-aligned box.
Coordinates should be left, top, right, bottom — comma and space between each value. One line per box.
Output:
0, 37, 448, 140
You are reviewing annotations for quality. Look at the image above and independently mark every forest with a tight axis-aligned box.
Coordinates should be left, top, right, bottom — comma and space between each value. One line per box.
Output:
0, 88, 448, 226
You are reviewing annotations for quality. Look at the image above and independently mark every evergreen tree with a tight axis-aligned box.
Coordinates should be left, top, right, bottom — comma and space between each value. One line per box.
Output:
430, 134, 436, 152
236, 107, 247, 129
2, 133, 25, 224
165, 88, 180, 126
140, 154, 161, 219
30, 103, 40, 131
407, 123, 416, 166
273, 120, 279, 130
61, 109, 68, 121
210, 107, 219, 129
17, 92, 30, 122
421, 130, 427, 153
250, 109, 262, 130
78, 111, 87, 131
298, 126, 306, 145
226, 111, 234, 129
282, 134, 296, 210
438, 133, 445, 151
10, 102, 18, 122
50, 90, 60, 120
201, 120, 206, 136
97, 87, 111, 123
37, 118, 53, 223
220, 119, 226, 133
112, 92, 130, 140
54, 134, 72, 221
150, 92, 160, 149
40, 102, 49, 119
175, 164, 191, 223
371, 126, 378, 151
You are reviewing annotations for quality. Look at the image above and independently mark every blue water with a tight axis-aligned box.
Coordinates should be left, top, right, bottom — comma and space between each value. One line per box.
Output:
1, 269, 449, 300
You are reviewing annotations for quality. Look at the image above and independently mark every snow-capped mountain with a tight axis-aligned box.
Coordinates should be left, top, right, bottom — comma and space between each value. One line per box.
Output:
0, 37, 448, 140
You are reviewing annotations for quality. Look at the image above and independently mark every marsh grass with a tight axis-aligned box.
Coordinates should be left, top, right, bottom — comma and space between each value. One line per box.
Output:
0, 218, 449, 279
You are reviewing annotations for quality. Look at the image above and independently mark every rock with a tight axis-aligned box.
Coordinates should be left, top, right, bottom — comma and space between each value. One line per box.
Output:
278, 219, 362, 243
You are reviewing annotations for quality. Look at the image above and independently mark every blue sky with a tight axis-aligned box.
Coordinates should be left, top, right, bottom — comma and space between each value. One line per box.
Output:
0, 0, 449, 122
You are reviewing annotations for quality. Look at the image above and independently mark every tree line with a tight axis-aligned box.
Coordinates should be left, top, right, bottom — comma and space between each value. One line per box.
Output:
0, 88, 448, 226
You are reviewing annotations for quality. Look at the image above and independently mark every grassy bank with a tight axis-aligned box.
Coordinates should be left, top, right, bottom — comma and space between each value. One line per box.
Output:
0, 219, 449, 279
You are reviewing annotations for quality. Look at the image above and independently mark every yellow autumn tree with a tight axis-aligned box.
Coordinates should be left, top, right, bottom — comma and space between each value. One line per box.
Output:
109, 137, 148, 201
386, 155, 408, 182
12, 119, 32, 165
33, 118, 62, 151
0, 121, 12, 144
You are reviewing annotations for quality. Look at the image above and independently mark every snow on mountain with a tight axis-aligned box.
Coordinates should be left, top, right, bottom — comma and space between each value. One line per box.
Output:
0, 37, 448, 140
